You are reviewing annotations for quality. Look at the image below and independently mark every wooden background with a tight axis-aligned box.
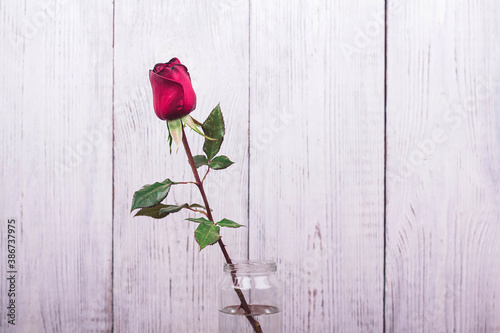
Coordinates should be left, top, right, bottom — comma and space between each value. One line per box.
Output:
1, 0, 499, 332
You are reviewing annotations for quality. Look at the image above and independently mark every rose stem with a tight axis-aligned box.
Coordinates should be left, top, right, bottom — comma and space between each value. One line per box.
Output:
181, 127, 263, 333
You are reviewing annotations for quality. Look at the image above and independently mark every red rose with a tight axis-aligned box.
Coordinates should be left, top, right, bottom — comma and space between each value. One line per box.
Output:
149, 58, 197, 120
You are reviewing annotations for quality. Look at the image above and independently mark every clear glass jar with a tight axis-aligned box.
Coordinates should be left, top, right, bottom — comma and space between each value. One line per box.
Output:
219, 260, 282, 333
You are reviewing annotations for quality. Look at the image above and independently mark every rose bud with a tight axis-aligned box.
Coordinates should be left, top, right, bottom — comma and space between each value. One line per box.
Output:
149, 58, 197, 120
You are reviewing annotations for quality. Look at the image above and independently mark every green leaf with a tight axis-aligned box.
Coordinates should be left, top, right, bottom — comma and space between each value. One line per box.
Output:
134, 204, 170, 219
194, 221, 221, 250
167, 119, 183, 152
131, 179, 174, 211
217, 218, 245, 228
188, 204, 208, 210
135, 203, 207, 219
187, 203, 210, 213
202, 104, 225, 160
181, 115, 216, 140
159, 204, 189, 214
209, 155, 234, 170
193, 155, 208, 168
186, 217, 211, 224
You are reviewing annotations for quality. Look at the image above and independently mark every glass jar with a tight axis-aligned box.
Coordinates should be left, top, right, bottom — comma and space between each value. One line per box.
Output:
219, 260, 282, 333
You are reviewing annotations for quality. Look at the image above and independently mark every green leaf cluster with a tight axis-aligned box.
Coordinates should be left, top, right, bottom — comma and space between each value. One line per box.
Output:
130, 104, 242, 252
187, 217, 245, 250
193, 155, 233, 170
191, 104, 235, 171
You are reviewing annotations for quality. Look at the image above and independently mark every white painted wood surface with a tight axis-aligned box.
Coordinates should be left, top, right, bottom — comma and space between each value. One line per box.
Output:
0, 0, 114, 331
1, 0, 499, 332
385, 0, 500, 332
248, 0, 385, 331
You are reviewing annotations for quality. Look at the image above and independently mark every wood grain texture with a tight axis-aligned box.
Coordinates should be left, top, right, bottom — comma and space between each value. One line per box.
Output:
2, 0, 500, 332
113, 0, 249, 331
385, 0, 500, 331
0, 0, 114, 331
249, 0, 385, 332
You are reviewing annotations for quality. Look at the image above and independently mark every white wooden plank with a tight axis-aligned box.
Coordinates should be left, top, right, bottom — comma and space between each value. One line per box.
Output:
113, 1, 249, 331
0, 0, 114, 331
2, 1, 497, 332
0, 1, 24, 328
249, 0, 385, 331
385, 0, 500, 331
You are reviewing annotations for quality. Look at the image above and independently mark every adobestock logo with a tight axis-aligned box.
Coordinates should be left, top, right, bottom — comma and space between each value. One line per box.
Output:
248, 108, 296, 161
388, 76, 499, 182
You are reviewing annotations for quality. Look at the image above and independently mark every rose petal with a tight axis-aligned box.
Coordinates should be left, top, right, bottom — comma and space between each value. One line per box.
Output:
149, 58, 196, 120
149, 71, 185, 120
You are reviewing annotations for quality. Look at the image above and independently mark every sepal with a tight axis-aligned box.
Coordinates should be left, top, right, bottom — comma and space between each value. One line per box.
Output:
167, 119, 183, 153
181, 115, 215, 140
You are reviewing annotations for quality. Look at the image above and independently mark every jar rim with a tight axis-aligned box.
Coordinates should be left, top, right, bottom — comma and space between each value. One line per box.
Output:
223, 260, 277, 273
